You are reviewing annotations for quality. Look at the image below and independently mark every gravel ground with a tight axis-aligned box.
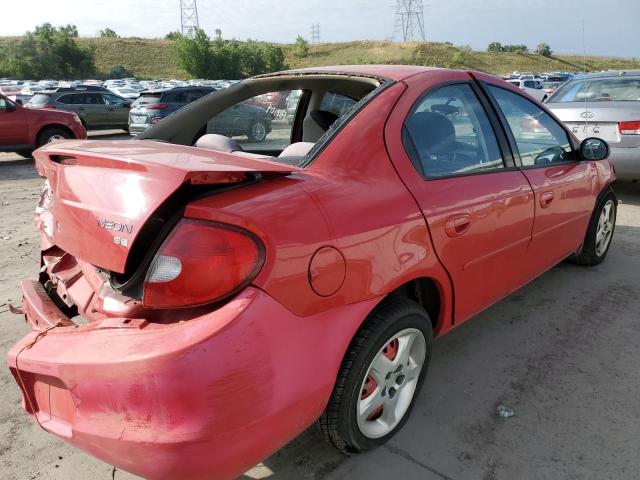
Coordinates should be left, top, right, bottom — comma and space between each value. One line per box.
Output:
1, 143, 639, 479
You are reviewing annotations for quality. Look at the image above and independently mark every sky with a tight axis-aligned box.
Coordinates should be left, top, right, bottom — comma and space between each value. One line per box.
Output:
4, 0, 639, 58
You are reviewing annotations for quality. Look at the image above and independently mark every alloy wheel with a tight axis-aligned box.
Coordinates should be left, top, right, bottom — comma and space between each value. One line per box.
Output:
595, 199, 614, 257
356, 328, 427, 439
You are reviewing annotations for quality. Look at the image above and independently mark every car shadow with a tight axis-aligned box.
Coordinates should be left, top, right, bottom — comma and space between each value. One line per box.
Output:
241, 222, 640, 480
0, 160, 40, 181
614, 180, 640, 207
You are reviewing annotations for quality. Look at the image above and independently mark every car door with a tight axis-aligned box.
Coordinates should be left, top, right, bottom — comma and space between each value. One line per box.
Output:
102, 93, 130, 126
387, 72, 535, 324
82, 93, 108, 127
481, 78, 596, 274
0, 96, 28, 146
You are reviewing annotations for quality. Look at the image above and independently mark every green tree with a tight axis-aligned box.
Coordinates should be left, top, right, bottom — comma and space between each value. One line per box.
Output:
487, 42, 503, 52
174, 28, 214, 78
100, 28, 119, 38
293, 35, 309, 58
0, 24, 95, 79
535, 42, 552, 57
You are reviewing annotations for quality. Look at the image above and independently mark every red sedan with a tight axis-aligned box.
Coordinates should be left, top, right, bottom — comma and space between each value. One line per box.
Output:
8, 66, 616, 480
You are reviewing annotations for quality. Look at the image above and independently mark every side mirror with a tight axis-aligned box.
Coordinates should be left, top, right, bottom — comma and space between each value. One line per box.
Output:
580, 137, 610, 161
15, 98, 23, 105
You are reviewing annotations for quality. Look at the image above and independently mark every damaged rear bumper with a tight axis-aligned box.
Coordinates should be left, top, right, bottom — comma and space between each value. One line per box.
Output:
7, 280, 377, 480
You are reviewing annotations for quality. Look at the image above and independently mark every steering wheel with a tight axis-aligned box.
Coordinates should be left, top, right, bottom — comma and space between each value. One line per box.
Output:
533, 146, 566, 165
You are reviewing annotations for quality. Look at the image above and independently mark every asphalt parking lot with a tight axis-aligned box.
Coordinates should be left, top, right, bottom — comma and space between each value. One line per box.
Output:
1, 136, 639, 479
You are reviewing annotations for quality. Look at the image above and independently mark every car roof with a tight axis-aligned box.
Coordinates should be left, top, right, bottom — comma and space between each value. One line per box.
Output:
573, 70, 640, 80
262, 65, 444, 82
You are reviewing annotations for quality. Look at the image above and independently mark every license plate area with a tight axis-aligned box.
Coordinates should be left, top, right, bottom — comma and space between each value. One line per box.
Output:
567, 122, 620, 143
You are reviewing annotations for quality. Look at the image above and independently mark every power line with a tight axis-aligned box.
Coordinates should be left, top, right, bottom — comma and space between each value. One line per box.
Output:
391, 0, 426, 42
180, 0, 200, 37
311, 23, 321, 44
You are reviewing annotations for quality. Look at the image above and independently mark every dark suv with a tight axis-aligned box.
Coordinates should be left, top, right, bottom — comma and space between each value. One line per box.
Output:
128, 87, 216, 135
26, 88, 131, 132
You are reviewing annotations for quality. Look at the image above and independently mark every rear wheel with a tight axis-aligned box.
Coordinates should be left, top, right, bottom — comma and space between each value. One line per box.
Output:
37, 128, 71, 147
247, 120, 268, 142
573, 192, 617, 265
316, 295, 433, 453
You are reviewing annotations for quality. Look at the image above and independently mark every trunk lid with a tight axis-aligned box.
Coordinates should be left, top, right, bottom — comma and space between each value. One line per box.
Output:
546, 101, 640, 146
34, 139, 298, 273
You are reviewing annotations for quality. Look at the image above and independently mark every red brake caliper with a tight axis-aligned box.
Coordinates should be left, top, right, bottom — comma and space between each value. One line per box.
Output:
362, 338, 399, 421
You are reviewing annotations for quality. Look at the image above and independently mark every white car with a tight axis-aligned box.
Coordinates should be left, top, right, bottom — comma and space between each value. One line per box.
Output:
507, 79, 547, 102
108, 86, 140, 100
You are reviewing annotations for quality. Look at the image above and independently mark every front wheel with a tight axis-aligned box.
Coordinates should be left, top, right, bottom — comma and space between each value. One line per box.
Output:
573, 192, 617, 265
37, 128, 71, 147
247, 120, 268, 142
316, 295, 433, 453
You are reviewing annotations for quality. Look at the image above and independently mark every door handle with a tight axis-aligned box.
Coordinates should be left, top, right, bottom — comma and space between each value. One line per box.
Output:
445, 213, 471, 238
540, 191, 554, 208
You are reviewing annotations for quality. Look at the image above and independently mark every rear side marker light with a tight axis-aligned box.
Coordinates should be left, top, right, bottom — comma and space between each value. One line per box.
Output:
146, 103, 168, 110
143, 220, 264, 309
619, 121, 640, 135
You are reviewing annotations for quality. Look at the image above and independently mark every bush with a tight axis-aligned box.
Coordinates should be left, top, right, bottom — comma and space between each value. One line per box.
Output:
487, 42, 503, 53
109, 65, 134, 78
100, 28, 119, 38
535, 42, 553, 57
174, 28, 286, 79
293, 35, 309, 58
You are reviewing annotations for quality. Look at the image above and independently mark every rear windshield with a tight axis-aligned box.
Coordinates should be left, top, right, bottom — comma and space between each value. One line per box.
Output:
27, 93, 51, 106
132, 94, 161, 107
549, 76, 640, 103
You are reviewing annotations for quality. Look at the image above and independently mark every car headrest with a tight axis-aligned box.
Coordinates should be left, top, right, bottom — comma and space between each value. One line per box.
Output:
278, 142, 315, 158
310, 110, 340, 132
405, 112, 456, 155
194, 134, 242, 152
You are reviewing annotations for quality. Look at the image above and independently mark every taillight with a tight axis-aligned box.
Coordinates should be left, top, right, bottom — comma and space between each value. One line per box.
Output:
143, 220, 264, 309
146, 103, 168, 110
619, 121, 640, 135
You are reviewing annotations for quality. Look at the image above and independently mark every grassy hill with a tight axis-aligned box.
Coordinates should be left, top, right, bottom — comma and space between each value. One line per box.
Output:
3, 37, 640, 79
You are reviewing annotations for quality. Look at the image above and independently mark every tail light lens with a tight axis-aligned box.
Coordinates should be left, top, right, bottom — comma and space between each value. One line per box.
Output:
146, 103, 168, 110
619, 121, 640, 135
143, 220, 264, 309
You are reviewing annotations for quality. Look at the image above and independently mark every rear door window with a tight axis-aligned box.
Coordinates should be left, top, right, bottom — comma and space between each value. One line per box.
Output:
57, 94, 80, 104
403, 83, 505, 177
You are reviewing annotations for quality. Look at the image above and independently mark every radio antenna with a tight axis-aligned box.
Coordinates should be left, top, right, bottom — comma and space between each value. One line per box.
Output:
582, 19, 588, 127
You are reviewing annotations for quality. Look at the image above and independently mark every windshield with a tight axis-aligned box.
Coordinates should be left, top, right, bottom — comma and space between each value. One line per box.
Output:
27, 93, 50, 106
549, 76, 640, 102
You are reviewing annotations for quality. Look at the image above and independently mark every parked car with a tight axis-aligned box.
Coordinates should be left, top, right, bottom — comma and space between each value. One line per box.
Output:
0, 93, 86, 156
8, 65, 616, 480
128, 86, 216, 135
205, 102, 273, 142
545, 70, 640, 180
107, 86, 140, 100
26, 88, 131, 132
0, 84, 21, 96
508, 79, 547, 102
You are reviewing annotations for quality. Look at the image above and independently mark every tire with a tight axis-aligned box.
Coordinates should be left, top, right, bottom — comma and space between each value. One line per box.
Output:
316, 295, 433, 453
573, 191, 617, 266
37, 128, 71, 147
16, 150, 34, 158
247, 120, 268, 142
